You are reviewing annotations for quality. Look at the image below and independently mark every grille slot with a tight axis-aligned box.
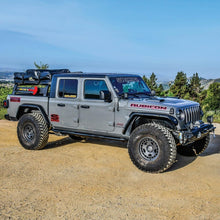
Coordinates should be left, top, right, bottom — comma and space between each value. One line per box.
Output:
184, 106, 200, 123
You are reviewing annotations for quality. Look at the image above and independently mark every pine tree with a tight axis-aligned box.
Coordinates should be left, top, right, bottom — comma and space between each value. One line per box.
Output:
149, 72, 158, 91
156, 84, 164, 96
203, 82, 220, 111
170, 71, 188, 98
189, 73, 203, 102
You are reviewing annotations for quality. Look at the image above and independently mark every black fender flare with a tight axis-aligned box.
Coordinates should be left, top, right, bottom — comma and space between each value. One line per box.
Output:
122, 112, 178, 135
16, 104, 50, 126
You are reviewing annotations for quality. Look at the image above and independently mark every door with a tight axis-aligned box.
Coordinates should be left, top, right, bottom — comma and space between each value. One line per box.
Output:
79, 79, 115, 132
49, 78, 79, 129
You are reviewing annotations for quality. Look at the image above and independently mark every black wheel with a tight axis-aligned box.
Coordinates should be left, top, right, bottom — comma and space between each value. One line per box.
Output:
17, 113, 49, 150
128, 123, 177, 173
177, 134, 210, 156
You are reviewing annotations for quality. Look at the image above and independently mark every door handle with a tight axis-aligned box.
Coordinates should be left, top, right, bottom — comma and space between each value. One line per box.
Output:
57, 103, 65, 107
81, 105, 90, 109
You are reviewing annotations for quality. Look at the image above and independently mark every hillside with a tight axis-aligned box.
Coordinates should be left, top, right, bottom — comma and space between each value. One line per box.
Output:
200, 78, 220, 90
158, 77, 220, 91
0, 72, 14, 82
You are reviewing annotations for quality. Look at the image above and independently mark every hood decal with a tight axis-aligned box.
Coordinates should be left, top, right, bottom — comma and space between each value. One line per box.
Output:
130, 103, 167, 110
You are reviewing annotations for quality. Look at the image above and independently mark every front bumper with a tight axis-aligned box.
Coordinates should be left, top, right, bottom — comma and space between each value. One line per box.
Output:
178, 123, 215, 145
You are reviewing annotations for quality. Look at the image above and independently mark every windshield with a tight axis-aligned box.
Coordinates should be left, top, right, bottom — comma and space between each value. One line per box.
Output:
109, 76, 151, 97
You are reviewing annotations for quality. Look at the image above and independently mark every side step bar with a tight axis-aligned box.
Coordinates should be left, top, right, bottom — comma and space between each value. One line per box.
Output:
52, 129, 128, 141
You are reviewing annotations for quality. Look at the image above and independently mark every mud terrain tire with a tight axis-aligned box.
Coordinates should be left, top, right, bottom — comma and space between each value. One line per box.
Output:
17, 113, 49, 150
128, 123, 177, 173
177, 134, 210, 156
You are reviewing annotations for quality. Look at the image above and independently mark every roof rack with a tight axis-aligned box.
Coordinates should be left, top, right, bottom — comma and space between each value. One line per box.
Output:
14, 69, 72, 85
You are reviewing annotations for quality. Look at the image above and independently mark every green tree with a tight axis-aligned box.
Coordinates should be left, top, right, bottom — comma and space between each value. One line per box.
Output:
143, 73, 162, 95
142, 75, 150, 86
202, 82, 220, 111
149, 72, 158, 91
170, 71, 189, 98
34, 61, 49, 69
156, 84, 164, 96
189, 73, 203, 102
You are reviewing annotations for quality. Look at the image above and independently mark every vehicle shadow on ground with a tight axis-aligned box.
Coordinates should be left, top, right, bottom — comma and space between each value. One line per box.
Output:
200, 134, 220, 156
43, 137, 75, 150
167, 134, 220, 172
43, 136, 127, 150
167, 155, 197, 172
43, 135, 219, 172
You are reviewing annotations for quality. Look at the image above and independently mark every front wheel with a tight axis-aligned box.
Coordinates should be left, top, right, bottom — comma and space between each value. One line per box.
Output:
128, 123, 177, 173
17, 113, 49, 150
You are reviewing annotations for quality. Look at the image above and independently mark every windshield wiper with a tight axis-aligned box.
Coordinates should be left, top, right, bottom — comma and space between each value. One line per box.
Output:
119, 92, 139, 99
135, 92, 151, 96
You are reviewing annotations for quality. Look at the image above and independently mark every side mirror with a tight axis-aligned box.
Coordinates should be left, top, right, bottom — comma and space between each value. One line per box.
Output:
151, 90, 156, 96
100, 90, 112, 102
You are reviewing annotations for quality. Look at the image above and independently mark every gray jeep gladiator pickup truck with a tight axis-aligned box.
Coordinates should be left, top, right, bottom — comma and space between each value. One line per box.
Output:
3, 69, 215, 173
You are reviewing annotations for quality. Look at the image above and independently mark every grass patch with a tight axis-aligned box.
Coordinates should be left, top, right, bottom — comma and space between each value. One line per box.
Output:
0, 108, 7, 120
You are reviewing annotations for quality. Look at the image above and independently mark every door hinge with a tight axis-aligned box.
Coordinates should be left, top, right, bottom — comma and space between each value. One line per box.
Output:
108, 121, 115, 127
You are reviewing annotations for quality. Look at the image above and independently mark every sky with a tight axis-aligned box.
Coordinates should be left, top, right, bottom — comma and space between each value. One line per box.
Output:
0, 0, 220, 80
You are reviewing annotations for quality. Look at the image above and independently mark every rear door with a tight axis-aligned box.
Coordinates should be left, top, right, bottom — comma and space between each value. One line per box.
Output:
79, 78, 115, 132
49, 77, 80, 129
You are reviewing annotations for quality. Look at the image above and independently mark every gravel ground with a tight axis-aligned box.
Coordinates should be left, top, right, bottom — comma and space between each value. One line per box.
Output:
0, 121, 219, 219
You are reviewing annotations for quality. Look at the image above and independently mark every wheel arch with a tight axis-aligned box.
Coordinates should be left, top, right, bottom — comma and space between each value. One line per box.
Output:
123, 112, 178, 135
16, 104, 50, 127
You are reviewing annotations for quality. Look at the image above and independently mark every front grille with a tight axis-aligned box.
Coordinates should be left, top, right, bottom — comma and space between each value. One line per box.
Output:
183, 106, 201, 123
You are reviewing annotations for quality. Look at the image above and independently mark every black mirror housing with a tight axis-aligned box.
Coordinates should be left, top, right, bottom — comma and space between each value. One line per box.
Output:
151, 90, 156, 96
100, 90, 112, 102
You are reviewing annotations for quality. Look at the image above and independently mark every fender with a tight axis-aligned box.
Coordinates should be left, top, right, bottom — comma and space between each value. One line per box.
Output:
122, 112, 178, 135
16, 104, 50, 126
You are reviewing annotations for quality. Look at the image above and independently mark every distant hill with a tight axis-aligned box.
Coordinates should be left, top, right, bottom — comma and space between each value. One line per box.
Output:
158, 77, 220, 91
200, 78, 220, 90
0, 72, 14, 81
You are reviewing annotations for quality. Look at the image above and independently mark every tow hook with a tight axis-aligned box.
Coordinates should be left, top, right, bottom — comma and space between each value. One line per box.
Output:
179, 132, 183, 144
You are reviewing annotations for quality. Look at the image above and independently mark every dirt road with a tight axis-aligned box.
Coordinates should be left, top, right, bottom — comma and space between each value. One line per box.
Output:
0, 120, 219, 219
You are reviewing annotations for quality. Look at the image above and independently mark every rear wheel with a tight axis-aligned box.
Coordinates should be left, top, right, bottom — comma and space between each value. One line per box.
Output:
17, 113, 49, 150
177, 134, 210, 156
128, 123, 177, 173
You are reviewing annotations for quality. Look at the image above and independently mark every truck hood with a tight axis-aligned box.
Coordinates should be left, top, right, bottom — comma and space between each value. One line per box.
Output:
128, 96, 199, 109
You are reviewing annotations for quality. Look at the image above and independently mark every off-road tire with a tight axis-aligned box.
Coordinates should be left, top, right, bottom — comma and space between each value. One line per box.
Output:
128, 123, 177, 173
177, 134, 210, 156
17, 113, 49, 150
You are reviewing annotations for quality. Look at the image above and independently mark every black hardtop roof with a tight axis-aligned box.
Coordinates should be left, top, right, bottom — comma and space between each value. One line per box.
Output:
54, 72, 140, 78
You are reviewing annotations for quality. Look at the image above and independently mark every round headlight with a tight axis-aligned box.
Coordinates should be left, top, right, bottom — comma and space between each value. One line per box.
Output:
177, 109, 185, 121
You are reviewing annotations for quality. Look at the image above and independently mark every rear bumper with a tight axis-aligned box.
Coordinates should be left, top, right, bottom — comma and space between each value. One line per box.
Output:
179, 123, 215, 145
4, 114, 17, 121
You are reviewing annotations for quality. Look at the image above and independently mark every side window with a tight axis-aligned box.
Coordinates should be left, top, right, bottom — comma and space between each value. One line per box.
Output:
84, 80, 109, 99
58, 79, 78, 98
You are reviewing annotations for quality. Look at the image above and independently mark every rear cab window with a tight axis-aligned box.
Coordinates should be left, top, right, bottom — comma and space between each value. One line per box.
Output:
58, 79, 78, 99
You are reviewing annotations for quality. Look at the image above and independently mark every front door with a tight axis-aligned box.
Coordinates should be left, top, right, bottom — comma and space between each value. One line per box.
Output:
79, 79, 115, 132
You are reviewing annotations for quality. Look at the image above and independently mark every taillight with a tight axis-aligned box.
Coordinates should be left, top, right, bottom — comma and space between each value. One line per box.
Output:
3, 100, 9, 108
